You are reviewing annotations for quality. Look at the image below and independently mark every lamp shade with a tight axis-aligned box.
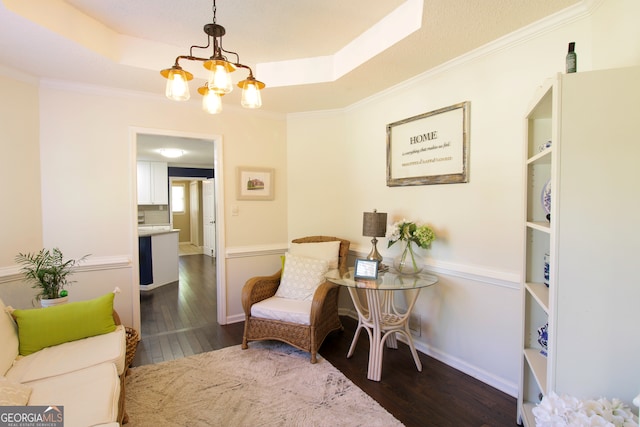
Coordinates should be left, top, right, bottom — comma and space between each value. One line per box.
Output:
238, 77, 265, 109
240, 80, 262, 109
363, 210, 387, 237
161, 66, 193, 101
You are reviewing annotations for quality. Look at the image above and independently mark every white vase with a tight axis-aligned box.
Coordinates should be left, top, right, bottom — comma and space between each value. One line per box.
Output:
40, 296, 69, 308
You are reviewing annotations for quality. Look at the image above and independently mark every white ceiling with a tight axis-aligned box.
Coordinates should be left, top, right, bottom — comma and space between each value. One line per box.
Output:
0, 0, 580, 115
136, 134, 215, 168
0, 0, 580, 165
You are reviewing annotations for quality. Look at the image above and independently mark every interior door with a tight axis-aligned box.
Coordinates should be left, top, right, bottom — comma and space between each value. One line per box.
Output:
189, 181, 200, 247
202, 179, 216, 257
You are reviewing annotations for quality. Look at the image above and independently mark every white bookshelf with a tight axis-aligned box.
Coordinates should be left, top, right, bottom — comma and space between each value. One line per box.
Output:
517, 67, 640, 425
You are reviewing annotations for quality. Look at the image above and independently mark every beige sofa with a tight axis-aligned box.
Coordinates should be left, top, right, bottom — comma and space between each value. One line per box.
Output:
0, 297, 126, 427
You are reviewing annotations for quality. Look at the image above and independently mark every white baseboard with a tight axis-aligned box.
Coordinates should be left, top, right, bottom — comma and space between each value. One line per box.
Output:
140, 280, 178, 292
337, 308, 517, 398
229, 306, 517, 397
226, 313, 245, 324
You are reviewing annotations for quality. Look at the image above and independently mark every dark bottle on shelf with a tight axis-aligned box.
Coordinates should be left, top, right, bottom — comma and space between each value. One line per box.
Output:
566, 42, 577, 73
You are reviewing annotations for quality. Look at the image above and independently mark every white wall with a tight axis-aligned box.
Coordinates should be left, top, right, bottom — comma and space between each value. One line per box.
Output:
591, 0, 640, 69
0, 71, 44, 309
0, 77, 287, 329
0, 71, 42, 264
286, 0, 640, 397
1, 0, 638, 403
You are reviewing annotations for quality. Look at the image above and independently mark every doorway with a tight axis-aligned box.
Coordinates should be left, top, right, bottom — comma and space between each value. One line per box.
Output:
131, 127, 227, 333
188, 181, 201, 254
170, 178, 215, 257
202, 179, 216, 257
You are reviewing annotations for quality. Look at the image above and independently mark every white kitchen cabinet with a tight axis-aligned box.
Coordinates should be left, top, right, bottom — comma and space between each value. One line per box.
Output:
517, 67, 640, 425
137, 161, 168, 205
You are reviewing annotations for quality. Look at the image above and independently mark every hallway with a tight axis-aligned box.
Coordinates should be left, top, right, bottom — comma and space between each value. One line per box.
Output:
178, 242, 203, 256
132, 254, 242, 366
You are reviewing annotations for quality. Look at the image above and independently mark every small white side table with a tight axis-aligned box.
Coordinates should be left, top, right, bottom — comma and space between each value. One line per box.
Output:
326, 268, 438, 381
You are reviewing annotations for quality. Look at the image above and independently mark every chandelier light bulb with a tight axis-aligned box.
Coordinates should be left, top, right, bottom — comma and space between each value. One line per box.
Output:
202, 88, 223, 114
208, 64, 233, 94
241, 81, 262, 109
165, 69, 191, 101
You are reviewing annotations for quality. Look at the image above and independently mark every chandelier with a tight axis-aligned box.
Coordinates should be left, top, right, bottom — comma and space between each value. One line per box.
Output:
160, 0, 265, 114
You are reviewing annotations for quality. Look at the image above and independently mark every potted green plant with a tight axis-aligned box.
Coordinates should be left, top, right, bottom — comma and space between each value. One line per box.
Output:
15, 248, 89, 307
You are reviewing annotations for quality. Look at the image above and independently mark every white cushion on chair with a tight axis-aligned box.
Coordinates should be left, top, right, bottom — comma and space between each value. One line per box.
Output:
275, 252, 329, 301
251, 297, 313, 325
290, 241, 340, 269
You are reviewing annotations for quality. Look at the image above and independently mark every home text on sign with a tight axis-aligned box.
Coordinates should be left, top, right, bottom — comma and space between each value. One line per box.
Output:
409, 131, 438, 144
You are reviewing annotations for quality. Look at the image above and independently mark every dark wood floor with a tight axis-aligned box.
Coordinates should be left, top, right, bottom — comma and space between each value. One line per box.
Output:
132, 254, 518, 427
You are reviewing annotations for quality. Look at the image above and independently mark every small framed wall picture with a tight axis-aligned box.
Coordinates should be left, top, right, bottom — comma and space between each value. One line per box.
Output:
236, 166, 275, 200
354, 259, 379, 280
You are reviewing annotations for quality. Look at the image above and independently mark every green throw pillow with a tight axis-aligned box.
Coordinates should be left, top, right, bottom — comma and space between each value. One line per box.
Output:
12, 293, 117, 356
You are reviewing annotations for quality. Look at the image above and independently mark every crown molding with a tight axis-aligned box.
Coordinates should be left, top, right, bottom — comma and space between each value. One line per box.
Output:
0, 64, 39, 85
328, 0, 595, 116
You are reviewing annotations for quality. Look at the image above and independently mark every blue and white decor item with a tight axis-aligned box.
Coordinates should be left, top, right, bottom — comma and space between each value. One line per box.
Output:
537, 322, 548, 357
543, 252, 550, 287
541, 179, 551, 222
538, 140, 552, 152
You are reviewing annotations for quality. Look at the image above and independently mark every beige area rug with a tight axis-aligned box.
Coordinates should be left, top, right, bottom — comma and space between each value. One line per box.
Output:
125, 341, 403, 427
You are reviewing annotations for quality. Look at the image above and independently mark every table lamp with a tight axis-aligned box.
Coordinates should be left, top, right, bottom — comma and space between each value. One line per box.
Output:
362, 209, 387, 269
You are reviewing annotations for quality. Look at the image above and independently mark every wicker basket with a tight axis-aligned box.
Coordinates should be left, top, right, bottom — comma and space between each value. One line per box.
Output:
125, 327, 139, 369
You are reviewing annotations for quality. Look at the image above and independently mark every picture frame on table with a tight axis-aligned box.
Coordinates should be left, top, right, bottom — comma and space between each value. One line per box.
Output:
236, 166, 274, 200
354, 259, 379, 280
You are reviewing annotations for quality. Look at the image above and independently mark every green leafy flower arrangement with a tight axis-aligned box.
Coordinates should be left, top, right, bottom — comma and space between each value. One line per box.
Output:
15, 248, 89, 301
387, 220, 436, 249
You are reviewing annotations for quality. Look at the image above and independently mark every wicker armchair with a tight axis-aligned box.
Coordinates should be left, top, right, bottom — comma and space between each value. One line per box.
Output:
241, 236, 350, 363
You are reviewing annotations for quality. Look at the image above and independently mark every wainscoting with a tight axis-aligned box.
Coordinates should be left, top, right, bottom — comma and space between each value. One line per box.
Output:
132, 254, 517, 426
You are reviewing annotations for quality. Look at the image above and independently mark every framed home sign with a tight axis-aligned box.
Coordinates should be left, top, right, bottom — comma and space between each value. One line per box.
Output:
386, 101, 470, 186
236, 166, 275, 200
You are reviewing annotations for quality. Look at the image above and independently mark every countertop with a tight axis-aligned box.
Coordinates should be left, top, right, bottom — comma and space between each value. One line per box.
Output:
138, 227, 180, 237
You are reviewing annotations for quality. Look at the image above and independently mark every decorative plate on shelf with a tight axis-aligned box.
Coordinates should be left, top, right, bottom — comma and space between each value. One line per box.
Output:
541, 179, 551, 215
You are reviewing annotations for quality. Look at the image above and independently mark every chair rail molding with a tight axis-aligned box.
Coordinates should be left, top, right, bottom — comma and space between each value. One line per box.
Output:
350, 246, 519, 290
0, 256, 131, 284
225, 243, 288, 258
